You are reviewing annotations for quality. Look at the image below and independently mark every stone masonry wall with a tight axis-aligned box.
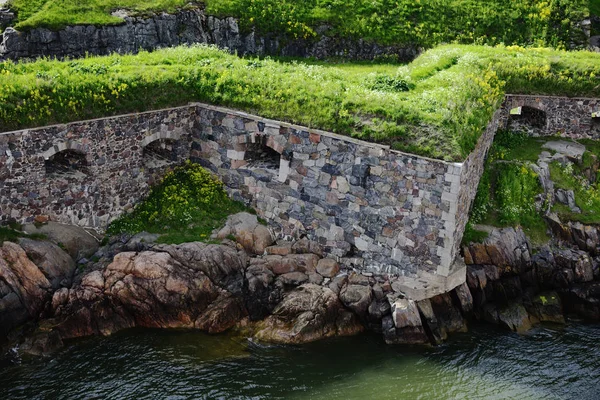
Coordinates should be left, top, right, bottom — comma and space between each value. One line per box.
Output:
0, 107, 195, 228
503, 94, 600, 138
447, 109, 504, 277
2, 96, 596, 283
0, 5, 417, 61
0, 104, 462, 280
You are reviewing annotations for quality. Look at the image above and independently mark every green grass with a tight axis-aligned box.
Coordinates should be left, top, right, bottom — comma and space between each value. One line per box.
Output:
0, 225, 47, 245
7, 1, 590, 50
467, 135, 551, 246
488, 130, 554, 163
1, 44, 599, 161
8, 0, 191, 30
106, 162, 250, 244
461, 223, 489, 245
549, 160, 600, 224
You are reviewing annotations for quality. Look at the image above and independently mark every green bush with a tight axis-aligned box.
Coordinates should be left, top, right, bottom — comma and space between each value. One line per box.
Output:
107, 162, 248, 244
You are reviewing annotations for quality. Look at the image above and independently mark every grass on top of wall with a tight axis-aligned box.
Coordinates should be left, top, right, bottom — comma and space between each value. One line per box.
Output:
8, 0, 191, 31
8, 0, 589, 50
106, 162, 249, 244
1, 44, 599, 161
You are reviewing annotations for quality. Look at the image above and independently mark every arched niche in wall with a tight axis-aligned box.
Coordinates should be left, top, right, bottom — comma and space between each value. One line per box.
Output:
593, 110, 600, 136
42, 142, 90, 179
508, 105, 548, 135
141, 132, 185, 169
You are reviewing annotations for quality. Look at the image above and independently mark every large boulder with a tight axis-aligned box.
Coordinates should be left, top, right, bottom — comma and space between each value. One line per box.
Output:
215, 212, 274, 255
0, 242, 52, 341
253, 284, 363, 344
383, 298, 429, 344
50, 245, 250, 340
525, 292, 565, 324
156, 242, 248, 294
18, 238, 76, 290
339, 281, 373, 319
464, 227, 531, 271
22, 222, 100, 261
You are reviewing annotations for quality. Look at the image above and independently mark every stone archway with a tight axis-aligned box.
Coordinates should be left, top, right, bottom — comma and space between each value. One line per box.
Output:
508, 106, 548, 135
141, 131, 187, 169
42, 141, 90, 179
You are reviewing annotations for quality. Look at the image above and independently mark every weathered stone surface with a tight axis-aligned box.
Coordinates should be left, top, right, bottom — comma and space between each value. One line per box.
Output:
429, 293, 467, 336
0, 242, 52, 341
0, 7, 417, 62
216, 213, 274, 255
22, 222, 99, 261
265, 244, 292, 256
316, 258, 340, 278
18, 238, 76, 290
279, 272, 309, 286
156, 241, 247, 294
525, 292, 565, 324
383, 298, 428, 344
339, 283, 372, 318
416, 298, 445, 344
264, 253, 320, 275
194, 293, 247, 334
452, 282, 474, 316
497, 303, 533, 333
254, 284, 363, 344
49, 246, 255, 340
464, 227, 530, 270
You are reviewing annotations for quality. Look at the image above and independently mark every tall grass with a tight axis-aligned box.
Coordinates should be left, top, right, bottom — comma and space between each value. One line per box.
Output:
8, 0, 589, 50
0, 44, 598, 161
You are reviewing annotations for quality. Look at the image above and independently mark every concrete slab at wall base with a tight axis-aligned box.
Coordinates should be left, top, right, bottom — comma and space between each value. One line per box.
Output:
2, 95, 597, 299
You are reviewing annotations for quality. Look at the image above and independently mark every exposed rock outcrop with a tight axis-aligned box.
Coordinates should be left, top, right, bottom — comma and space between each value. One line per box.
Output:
0, 242, 55, 341
463, 226, 600, 332
0, 6, 417, 61
22, 222, 100, 262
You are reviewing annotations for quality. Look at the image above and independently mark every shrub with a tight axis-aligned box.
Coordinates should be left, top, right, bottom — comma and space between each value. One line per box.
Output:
107, 162, 248, 243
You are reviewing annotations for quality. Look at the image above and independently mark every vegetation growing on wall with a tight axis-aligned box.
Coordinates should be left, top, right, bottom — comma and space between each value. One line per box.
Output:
1, 44, 599, 161
107, 162, 248, 244
8, 0, 589, 49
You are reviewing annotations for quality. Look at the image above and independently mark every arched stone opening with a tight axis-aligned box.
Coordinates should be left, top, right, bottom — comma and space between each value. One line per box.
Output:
142, 138, 181, 168
508, 106, 547, 134
243, 135, 282, 176
44, 149, 89, 178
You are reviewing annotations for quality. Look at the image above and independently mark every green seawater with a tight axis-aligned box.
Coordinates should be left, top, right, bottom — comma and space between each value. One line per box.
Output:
1, 323, 599, 399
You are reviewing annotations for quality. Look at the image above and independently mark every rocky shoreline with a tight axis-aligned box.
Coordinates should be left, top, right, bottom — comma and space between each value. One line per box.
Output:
3, 210, 600, 360
1, 213, 471, 357
0, 4, 416, 61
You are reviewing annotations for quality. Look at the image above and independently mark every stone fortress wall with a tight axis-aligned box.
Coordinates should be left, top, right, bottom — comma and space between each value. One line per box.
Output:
1, 96, 598, 296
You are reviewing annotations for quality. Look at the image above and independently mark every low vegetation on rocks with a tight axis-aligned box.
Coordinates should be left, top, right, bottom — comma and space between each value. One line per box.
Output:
9, 0, 589, 50
106, 162, 248, 244
0, 44, 598, 161
466, 130, 600, 246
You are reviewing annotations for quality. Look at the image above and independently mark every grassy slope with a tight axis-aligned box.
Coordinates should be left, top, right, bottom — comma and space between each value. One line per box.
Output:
8, 1, 589, 50
1, 44, 599, 161
8, 0, 190, 30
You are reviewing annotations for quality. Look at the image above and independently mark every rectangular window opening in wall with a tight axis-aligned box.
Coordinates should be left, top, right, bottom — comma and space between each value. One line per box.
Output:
592, 111, 600, 135
244, 136, 281, 176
